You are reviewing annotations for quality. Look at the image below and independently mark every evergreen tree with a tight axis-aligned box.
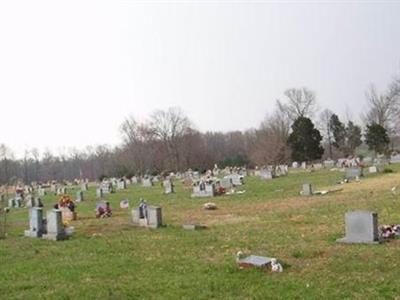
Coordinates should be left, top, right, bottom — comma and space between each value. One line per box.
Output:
329, 114, 346, 150
365, 123, 390, 155
346, 121, 362, 155
288, 117, 324, 162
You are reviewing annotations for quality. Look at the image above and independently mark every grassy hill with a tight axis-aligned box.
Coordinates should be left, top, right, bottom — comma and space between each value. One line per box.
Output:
1, 165, 400, 299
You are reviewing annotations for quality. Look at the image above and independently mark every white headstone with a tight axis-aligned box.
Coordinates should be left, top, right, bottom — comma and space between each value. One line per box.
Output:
81, 183, 88, 191
117, 180, 126, 190
132, 206, 162, 228
76, 191, 84, 202
191, 182, 215, 198
24, 207, 45, 238
42, 209, 67, 241
38, 188, 46, 197
96, 188, 103, 198
163, 180, 174, 194
259, 169, 273, 180
369, 166, 378, 174
219, 178, 233, 189
142, 178, 153, 187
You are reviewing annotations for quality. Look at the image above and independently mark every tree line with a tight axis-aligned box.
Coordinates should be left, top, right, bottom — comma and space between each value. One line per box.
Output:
1, 73, 399, 185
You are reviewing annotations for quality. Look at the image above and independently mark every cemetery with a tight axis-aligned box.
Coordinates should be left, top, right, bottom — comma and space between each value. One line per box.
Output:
1, 164, 400, 299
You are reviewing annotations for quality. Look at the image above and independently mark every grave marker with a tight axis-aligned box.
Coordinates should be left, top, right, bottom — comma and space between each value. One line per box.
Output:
302, 183, 313, 196
336, 211, 379, 244
117, 180, 126, 190
96, 188, 103, 198
142, 178, 153, 187
345, 168, 363, 179
132, 205, 163, 228
163, 179, 174, 194
76, 191, 84, 202
24, 207, 45, 238
191, 182, 215, 198
42, 209, 67, 241
369, 166, 378, 174
81, 183, 88, 192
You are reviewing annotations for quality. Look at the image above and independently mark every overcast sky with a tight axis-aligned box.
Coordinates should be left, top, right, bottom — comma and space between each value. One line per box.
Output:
1, 1, 400, 158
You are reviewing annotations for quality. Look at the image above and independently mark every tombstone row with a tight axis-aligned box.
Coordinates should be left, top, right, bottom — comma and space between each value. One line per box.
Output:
25, 208, 67, 241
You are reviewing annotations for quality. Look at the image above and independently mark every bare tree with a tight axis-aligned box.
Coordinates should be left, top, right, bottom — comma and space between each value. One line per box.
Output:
277, 87, 317, 122
250, 102, 291, 165
363, 83, 400, 150
149, 107, 193, 170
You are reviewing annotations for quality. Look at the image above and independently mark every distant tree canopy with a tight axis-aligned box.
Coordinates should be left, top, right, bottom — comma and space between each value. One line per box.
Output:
288, 117, 324, 162
3, 73, 400, 185
365, 123, 390, 155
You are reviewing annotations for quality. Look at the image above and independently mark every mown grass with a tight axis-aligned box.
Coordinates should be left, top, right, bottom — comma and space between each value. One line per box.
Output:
1, 165, 400, 299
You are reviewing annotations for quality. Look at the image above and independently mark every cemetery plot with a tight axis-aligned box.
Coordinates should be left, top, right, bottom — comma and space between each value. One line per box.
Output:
2, 165, 400, 299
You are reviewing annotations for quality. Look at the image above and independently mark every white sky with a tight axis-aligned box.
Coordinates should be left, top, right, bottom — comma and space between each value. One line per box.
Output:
1, 1, 400, 158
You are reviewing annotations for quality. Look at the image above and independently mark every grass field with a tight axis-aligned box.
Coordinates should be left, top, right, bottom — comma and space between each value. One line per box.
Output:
1, 166, 400, 300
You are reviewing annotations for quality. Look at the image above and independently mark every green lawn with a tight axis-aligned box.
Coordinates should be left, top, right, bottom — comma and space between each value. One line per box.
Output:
1, 166, 400, 299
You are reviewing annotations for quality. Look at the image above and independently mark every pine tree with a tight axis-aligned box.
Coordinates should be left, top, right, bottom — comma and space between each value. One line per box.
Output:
365, 123, 390, 155
288, 117, 324, 162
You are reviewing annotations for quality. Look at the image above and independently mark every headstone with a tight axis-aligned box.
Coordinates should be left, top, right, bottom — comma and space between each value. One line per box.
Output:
9, 197, 22, 208
182, 224, 206, 230
100, 182, 114, 194
390, 154, 400, 164
96, 188, 103, 198
25, 195, 34, 208
259, 169, 273, 180
369, 166, 378, 174
34, 197, 43, 207
313, 163, 323, 170
131, 176, 138, 184
132, 206, 162, 228
117, 180, 126, 190
76, 191, 84, 202
336, 211, 379, 244
345, 168, 363, 179
219, 178, 233, 190
302, 183, 313, 196
225, 174, 243, 186
292, 162, 299, 169
38, 188, 46, 197
50, 184, 57, 193
8, 198, 15, 208
275, 165, 288, 177
237, 255, 272, 268
81, 183, 88, 191
239, 169, 247, 177
57, 187, 67, 195
142, 178, 153, 187
42, 209, 67, 241
24, 207, 45, 238
191, 182, 215, 198
323, 160, 335, 168
163, 180, 174, 194
147, 206, 162, 228
301, 162, 307, 169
